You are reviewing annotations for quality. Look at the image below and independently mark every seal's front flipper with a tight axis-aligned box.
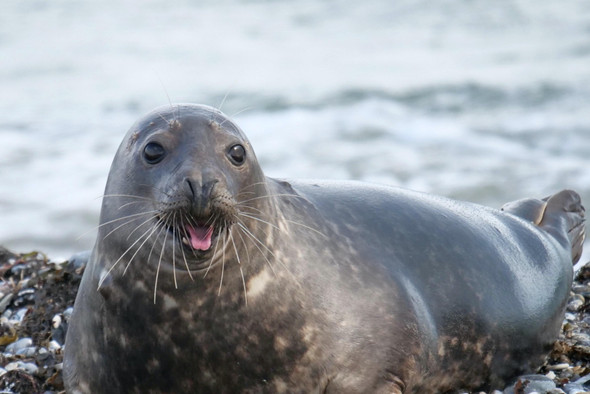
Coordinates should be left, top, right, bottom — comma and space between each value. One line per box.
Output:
502, 190, 585, 263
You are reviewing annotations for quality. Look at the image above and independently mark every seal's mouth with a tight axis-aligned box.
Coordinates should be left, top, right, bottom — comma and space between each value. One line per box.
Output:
182, 224, 214, 251
159, 215, 220, 256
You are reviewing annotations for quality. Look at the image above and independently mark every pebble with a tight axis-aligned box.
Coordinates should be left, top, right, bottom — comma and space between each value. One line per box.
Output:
50, 257, 67, 266
15, 346, 38, 357
51, 316, 67, 345
20, 362, 39, 375
0, 294, 13, 314
5, 337, 32, 354
567, 294, 585, 312
63, 307, 74, 319
563, 383, 590, 394
67, 250, 90, 271
10, 307, 29, 324
0, 322, 16, 347
9, 264, 27, 276
0, 249, 587, 393
48, 340, 62, 353
37, 347, 50, 361
1, 309, 11, 320
13, 290, 35, 308
52, 314, 62, 329
504, 374, 557, 394
572, 285, 590, 294
548, 363, 571, 371
565, 312, 577, 321
574, 374, 590, 385
4, 361, 39, 375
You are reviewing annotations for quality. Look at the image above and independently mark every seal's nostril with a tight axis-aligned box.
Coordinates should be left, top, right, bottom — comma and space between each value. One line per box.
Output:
185, 178, 219, 214
201, 180, 219, 201
186, 178, 196, 199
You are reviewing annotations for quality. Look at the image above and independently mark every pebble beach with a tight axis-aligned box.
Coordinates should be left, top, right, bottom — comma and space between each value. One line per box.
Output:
0, 247, 587, 394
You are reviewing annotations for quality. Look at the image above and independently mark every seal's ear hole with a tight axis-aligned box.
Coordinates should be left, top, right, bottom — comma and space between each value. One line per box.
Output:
143, 142, 166, 164
227, 144, 246, 166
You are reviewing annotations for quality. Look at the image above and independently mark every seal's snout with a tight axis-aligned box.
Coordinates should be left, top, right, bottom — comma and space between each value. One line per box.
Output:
179, 178, 221, 252
185, 178, 219, 215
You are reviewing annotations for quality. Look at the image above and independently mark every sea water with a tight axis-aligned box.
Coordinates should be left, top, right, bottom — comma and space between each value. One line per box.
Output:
1, 0, 589, 258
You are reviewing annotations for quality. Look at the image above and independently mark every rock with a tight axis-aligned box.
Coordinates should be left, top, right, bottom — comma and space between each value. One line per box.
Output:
67, 250, 90, 272
19, 362, 39, 375
16, 346, 38, 357
504, 374, 557, 394
48, 340, 61, 353
2, 361, 38, 374
0, 294, 13, 314
11, 307, 29, 324
5, 337, 32, 354
567, 294, 585, 312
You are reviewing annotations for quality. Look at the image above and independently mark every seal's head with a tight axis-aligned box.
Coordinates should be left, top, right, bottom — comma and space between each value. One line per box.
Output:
97, 104, 268, 283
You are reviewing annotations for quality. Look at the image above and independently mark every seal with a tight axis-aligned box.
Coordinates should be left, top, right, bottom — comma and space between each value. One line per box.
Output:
64, 104, 585, 393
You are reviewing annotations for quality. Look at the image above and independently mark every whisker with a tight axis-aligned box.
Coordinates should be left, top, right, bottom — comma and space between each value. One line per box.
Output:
219, 106, 252, 127
236, 223, 276, 276
157, 112, 172, 127
172, 212, 178, 289
154, 220, 170, 304
237, 193, 304, 205
238, 181, 268, 191
217, 231, 227, 297
282, 219, 328, 239
236, 204, 266, 215
235, 228, 251, 268
126, 214, 161, 241
179, 214, 194, 281
235, 190, 257, 198
229, 106, 253, 119
238, 212, 280, 231
98, 214, 165, 289
217, 90, 230, 112
230, 231, 247, 306
118, 200, 147, 210
156, 73, 174, 115
77, 210, 157, 240
122, 216, 167, 276
204, 230, 223, 279
99, 194, 156, 201
146, 216, 169, 271
239, 209, 328, 239
237, 221, 300, 287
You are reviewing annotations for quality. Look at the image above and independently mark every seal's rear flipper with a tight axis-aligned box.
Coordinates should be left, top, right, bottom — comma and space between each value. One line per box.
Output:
540, 190, 586, 263
502, 190, 586, 263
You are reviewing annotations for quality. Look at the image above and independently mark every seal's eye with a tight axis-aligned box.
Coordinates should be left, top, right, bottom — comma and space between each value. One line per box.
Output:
228, 144, 246, 166
144, 142, 166, 164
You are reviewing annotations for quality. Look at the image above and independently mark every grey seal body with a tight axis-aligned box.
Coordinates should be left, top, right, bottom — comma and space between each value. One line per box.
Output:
64, 104, 585, 393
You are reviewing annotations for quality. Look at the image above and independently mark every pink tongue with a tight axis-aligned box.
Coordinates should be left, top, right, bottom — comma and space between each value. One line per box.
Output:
186, 225, 213, 251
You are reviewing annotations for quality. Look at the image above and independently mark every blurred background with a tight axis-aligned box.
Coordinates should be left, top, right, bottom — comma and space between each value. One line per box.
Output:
1, 0, 589, 260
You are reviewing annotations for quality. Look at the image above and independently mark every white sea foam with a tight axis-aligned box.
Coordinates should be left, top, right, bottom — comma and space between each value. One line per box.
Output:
1, 0, 589, 256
